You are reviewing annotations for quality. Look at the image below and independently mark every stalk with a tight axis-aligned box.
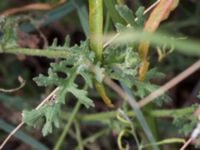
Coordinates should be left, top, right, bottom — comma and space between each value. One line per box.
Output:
89, 0, 103, 61
53, 102, 81, 150
89, 0, 114, 108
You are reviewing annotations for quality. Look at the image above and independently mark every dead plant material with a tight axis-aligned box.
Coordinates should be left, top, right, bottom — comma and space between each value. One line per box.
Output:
0, 0, 66, 16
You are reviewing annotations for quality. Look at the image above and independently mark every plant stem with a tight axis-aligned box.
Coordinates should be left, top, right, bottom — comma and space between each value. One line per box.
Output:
53, 101, 81, 150
1, 47, 68, 58
89, 0, 114, 108
75, 129, 109, 150
144, 104, 160, 142
89, 0, 103, 61
94, 81, 114, 108
74, 121, 84, 150
61, 107, 195, 123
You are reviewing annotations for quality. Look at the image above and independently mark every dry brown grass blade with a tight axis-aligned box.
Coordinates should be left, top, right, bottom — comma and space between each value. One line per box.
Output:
143, 0, 179, 33
139, 59, 200, 107
138, 0, 179, 81
180, 62, 200, 150
0, 76, 25, 93
0, 0, 66, 16
0, 87, 59, 149
0, 122, 24, 150
179, 137, 193, 150
103, 60, 200, 150
1, 59, 199, 149
102, 59, 200, 109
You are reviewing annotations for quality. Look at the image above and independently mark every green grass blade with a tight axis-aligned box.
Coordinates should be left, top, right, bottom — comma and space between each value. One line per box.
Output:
89, 0, 103, 61
142, 138, 185, 149
72, 0, 89, 37
104, 30, 200, 56
0, 93, 30, 110
20, 0, 84, 32
120, 82, 159, 150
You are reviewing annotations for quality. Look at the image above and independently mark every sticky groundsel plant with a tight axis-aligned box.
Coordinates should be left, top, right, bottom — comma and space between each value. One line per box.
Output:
1, 0, 200, 149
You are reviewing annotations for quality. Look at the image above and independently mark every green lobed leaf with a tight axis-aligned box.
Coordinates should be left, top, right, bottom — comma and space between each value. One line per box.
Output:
0, 17, 17, 50
23, 103, 61, 136
115, 4, 136, 26
104, 44, 170, 105
172, 104, 198, 135
25, 40, 95, 136
68, 84, 94, 108
104, 45, 139, 88
42, 104, 61, 136
135, 6, 145, 28
115, 23, 129, 33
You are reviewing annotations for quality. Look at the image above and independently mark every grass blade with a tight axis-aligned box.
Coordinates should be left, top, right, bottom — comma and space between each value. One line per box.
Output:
72, 0, 89, 37
20, 0, 84, 32
0, 119, 49, 150
104, 30, 200, 56
120, 82, 159, 150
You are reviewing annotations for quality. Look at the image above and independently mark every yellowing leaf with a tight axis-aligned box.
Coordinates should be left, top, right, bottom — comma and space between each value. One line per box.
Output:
95, 81, 114, 108
138, 0, 179, 81
144, 0, 179, 32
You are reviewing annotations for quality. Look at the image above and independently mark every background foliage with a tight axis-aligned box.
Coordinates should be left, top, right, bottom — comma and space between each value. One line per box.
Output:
0, 0, 200, 150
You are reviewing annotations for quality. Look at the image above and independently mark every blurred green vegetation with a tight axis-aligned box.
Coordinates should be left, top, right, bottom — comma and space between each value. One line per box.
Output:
0, 0, 200, 150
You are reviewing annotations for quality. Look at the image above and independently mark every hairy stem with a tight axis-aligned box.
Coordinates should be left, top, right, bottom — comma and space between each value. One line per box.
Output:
1, 47, 68, 58
89, 0, 103, 61
89, 0, 114, 108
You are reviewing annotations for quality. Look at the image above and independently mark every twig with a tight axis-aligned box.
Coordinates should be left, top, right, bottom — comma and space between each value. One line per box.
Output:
33, 23, 48, 49
0, 122, 24, 150
0, 87, 59, 149
184, 78, 200, 106
139, 59, 200, 107
0, 0, 66, 16
180, 123, 200, 150
0, 76, 25, 93
36, 87, 59, 109
103, 60, 200, 149
179, 137, 193, 150
91, 59, 200, 109
180, 71, 200, 149
103, 77, 160, 149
